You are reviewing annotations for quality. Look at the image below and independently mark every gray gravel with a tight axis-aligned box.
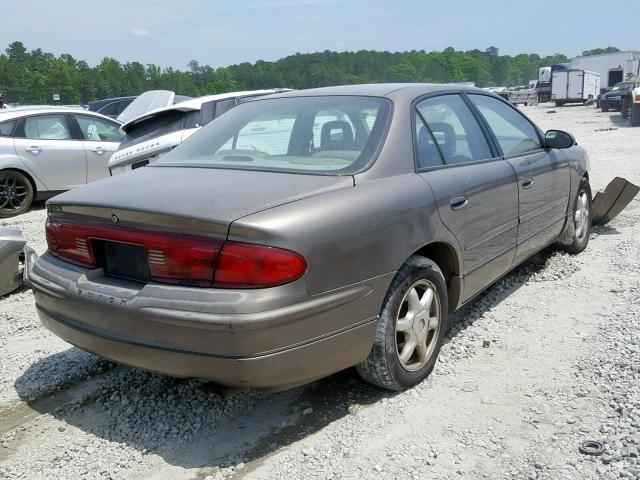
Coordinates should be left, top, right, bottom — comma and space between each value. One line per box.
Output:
0, 104, 639, 479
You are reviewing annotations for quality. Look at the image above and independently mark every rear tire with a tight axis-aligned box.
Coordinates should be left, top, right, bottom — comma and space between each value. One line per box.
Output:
357, 256, 448, 391
0, 170, 34, 218
632, 104, 640, 127
558, 178, 592, 255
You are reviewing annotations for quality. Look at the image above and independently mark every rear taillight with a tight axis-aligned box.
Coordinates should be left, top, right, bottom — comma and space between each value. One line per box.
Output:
214, 242, 306, 288
46, 217, 221, 286
46, 217, 306, 288
46, 217, 95, 267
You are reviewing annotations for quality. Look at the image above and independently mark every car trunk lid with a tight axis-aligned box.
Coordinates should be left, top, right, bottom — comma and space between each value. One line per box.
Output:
47, 166, 354, 235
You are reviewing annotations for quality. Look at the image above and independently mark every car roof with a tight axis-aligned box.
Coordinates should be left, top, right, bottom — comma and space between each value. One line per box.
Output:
266, 83, 484, 100
120, 89, 292, 131
0, 107, 121, 124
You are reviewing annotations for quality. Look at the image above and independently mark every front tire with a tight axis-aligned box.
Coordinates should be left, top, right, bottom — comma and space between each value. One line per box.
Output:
601, 102, 609, 112
621, 97, 631, 119
357, 256, 448, 391
559, 178, 592, 254
0, 170, 34, 218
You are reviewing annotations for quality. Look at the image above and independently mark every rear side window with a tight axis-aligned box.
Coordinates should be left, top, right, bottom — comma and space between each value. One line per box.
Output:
23, 115, 72, 140
415, 116, 444, 168
116, 100, 132, 115
416, 94, 493, 165
468, 94, 541, 156
0, 119, 16, 137
214, 98, 237, 119
199, 101, 216, 125
98, 102, 119, 116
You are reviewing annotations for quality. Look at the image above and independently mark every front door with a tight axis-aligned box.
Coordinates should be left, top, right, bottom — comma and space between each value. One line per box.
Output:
466, 94, 571, 265
13, 113, 86, 191
414, 94, 519, 300
73, 114, 124, 183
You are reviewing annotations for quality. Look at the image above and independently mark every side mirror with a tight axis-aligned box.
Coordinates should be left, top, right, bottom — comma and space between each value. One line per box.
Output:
544, 129, 576, 149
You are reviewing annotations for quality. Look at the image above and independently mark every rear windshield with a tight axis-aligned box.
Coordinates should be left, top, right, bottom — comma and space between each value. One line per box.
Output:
154, 96, 391, 175
118, 110, 190, 150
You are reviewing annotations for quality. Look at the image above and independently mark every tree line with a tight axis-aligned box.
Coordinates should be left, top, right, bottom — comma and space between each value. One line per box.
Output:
0, 41, 589, 105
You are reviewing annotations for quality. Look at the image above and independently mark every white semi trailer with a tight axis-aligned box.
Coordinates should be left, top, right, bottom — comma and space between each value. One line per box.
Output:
551, 70, 600, 106
571, 51, 640, 91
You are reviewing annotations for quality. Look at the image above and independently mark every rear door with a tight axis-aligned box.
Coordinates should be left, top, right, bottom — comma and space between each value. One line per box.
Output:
568, 71, 584, 99
13, 113, 86, 190
72, 114, 124, 183
415, 93, 519, 300
467, 94, 570, 264
552, 72, 568, 100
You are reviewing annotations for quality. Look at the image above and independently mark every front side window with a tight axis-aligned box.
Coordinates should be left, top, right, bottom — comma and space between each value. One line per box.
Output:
467, 94, 541, 156
416, 94, 493, 165
23, 115, 72, 140
0, 119, 16, 137
76, 115, 123, 142
156, 96, 391, 175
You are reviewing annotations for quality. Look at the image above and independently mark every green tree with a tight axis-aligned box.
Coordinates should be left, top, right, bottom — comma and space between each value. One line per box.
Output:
581, 46, 620, 56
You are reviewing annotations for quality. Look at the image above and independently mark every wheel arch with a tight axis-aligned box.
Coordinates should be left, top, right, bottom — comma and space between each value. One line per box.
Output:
0, 167, 38, 197
409, 241, 462, 313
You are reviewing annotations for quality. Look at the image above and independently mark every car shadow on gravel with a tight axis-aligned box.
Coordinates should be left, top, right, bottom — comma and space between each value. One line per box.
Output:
13, 247, 566, 474
609, 115, 633, 128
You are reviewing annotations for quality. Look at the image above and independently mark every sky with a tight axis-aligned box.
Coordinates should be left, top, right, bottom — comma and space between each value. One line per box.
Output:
1, 0, 638, 69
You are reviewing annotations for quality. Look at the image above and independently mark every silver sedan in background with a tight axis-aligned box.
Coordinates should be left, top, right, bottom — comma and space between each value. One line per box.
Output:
0, 108, 123, 217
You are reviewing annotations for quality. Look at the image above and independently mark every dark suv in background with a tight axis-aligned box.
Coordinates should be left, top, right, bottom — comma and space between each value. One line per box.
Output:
600, 82, 636, 112
88, 96, 137, 119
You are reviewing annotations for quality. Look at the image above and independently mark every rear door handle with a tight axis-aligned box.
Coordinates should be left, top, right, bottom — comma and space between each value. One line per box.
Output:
25, 146, 41, 154
449, 194, 469, 211
91, 147, 105, 155
521, 176, 534, 189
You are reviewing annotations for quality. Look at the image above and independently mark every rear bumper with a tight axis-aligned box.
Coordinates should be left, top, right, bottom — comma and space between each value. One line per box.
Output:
31, 253, 389, 389
37, 305, 377, 390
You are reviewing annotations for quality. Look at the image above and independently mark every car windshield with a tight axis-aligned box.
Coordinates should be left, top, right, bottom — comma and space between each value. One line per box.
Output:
154, 96, 391, 175
611, 82, 635, 92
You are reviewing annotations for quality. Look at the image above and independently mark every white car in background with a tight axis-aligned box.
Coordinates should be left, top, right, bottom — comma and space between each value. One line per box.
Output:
108, 89, 291, 175
0, 108, 123, 217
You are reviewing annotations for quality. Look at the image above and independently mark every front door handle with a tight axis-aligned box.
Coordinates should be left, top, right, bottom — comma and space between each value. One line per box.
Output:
91, 147, 105, 155
449, 194, 469, 211
25, 146, 41, 154
521, 176, 534, 189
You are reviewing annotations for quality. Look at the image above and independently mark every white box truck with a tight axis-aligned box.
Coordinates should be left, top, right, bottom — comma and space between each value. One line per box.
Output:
551, 70, 600, 106
571, 51, 640, 90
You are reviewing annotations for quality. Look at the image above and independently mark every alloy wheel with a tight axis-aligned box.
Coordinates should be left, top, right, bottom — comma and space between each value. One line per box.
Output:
395, 279, 441, 371
574, 191, 590, 242
0, 173, 29, 213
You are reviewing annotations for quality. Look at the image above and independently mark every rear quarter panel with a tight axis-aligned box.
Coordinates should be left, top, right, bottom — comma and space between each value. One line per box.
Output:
228, 173, 461, 297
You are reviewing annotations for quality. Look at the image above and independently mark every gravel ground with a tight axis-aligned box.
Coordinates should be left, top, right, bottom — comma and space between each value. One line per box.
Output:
0, 104, 639, 480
